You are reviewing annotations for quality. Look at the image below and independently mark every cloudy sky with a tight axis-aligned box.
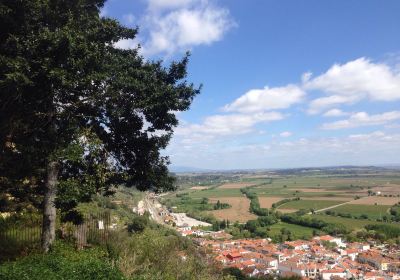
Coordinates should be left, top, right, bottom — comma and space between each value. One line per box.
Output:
103, 0, 400, 170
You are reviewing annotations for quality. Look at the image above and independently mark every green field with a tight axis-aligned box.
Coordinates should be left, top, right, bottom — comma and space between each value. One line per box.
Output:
314, 214, 397, 231
172, 171, 400, 230
185, 188, 244, 198
268, 222, 318, 240
329, 204, 391, 219
277, 200, 346, 210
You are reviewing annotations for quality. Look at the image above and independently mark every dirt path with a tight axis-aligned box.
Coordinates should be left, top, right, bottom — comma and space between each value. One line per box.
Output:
312, 201, 351, 214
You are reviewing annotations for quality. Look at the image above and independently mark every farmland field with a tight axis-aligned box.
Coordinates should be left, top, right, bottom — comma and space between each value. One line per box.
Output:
347, 196, 400, 205
314, 215, 398, 231
276, 200, 346, 211
190, 186, 210, 190
170, 167, 400, 225
208, 197, 257, 222
217, 182, 257, 189
188, 188, 243, 198
268, 222, 317, 240
326, 204, 392, 219
258, 197, 285, 208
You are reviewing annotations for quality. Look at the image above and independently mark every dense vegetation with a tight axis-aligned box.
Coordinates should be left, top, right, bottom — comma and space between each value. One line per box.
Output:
0, 204, 231, 280
281, 214, 349, 235
0, 242, 124, 280
240, 187, 271, 216
271, 197, 300, 209
0, 0, 199, 251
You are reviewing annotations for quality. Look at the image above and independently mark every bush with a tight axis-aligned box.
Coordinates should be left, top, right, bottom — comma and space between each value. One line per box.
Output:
127, 215, 149, 233
365, 224, 400, 240
106, 229, 225, 280
0, 242, 125, 280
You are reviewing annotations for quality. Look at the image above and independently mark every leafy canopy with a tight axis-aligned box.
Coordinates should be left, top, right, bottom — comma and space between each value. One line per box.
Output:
0, 0, 199, 213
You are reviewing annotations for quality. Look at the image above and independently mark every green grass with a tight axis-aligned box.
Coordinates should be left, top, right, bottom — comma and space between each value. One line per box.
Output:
162, 196, 216, 213
314, 214, 398, 231
268, 222, 317, 240
277, 200, 346, 210
0, 241, 125, 280
330, 204, 391, 219
187, 188, 243, 198
179, 174, 400, 201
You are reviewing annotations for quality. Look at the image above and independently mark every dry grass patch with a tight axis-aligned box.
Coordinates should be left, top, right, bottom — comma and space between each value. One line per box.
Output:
208, 197, 256, 222
347, 196, 400, 205
218, 182, 256, 189
371, 185, 400, 196
259, 197, 285, 208
277, 209, 297, 214
190, 186, 209, 190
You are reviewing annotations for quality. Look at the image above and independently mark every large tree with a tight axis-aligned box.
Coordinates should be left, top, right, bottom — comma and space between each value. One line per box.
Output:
0, 0, 199, 251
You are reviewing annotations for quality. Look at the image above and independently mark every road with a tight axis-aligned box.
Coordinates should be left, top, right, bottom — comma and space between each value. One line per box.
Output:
311, 201, 351, 214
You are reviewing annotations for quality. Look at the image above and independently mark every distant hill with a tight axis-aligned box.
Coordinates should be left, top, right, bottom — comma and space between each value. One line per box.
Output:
170, 164, 400, 175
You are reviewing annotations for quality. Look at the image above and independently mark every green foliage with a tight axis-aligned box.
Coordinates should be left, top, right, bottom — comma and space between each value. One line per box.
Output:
0, 0, 199, 221
223, 267, 251, 280
281, 214, 349, 235
389, 204, 400, 222
329, 204, 390, 220
321, 240, 337, 250
0, 242, 125, 280
127, 214, 150, 233
214, 200, 231, 210
240, 187, 270, 216
268, 222, 317, 241
365, 224, 400, 240
271, 197, 300, 208
106, 229, 225, 280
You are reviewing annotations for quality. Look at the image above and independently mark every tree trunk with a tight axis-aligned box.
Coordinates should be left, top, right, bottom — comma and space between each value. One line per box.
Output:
41, 160, 60, 252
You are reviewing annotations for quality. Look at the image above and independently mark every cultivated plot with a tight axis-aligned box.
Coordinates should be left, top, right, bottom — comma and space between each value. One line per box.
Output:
258, 197, 285, 208
208, 197, 257, 222
217, 182, 258, 189
347, 196, 400, 205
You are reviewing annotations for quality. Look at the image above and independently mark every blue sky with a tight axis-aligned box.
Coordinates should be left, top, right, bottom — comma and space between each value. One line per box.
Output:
103, 0, 400, 169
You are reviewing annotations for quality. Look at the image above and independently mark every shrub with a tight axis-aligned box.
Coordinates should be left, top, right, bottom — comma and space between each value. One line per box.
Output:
106, 229, 224, 280
0, 242, 125, 280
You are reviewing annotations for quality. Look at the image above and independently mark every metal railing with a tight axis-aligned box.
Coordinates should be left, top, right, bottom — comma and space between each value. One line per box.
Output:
0, 212, 112, 256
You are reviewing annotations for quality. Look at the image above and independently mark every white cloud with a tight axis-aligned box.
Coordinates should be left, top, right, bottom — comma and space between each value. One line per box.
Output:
176, 112, 285, 138
322, 108, 349, 117
280, 131, 292, 137
166, 131, 400, 170
223, 85, 305, 113
140, 0, 234, 56
114, 39, 138, 50
308, 95, 360, 114
321, 111, 400, 130
305, 57, 400, 113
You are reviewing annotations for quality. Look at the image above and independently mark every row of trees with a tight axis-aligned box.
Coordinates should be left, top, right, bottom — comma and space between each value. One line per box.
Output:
0, 0, 199, 251
240, 187, 270, 216
271, 197, 300, 209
